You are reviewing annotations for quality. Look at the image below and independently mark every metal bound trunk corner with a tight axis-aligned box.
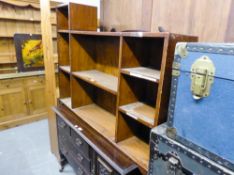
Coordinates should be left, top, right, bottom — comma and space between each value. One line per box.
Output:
167, 43, 234, 171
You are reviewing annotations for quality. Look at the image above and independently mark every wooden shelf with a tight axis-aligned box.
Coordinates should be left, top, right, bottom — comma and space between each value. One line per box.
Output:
0, 70, 46, 80
119, 102, 155, 127
0, 16, 56, 25
122, 32, 168, 38
57, 4, 68, 30
70, 30, 121, 36
0, 53, 58, 64
118, 136, 149, 171
72, 70, 118, 95
59, 68, 71, 98
73, 104, 116, 141
121, 67, 160, 83
59, 65, 70, 74
58, 29, 70, 33
0, 35, 57, 39
60, 97, 72, 108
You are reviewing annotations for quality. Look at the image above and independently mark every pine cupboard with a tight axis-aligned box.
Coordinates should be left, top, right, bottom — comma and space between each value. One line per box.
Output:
0, 74, 47, 130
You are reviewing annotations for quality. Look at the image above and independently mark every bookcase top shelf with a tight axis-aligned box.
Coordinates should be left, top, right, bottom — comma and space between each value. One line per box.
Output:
60, 30, 184, 38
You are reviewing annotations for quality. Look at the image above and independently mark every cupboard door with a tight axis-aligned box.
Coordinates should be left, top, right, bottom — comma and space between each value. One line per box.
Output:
27, 85, 46, 115
0, 87, 28, 121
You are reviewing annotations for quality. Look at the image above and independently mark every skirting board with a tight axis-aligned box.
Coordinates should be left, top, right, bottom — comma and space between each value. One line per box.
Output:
0, 112, 47, 131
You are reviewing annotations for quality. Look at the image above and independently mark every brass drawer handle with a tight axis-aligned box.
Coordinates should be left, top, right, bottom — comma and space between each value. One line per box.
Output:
75, 138, 83, 146
97, 157, 113, 173
77, 153, 84, 162
58, 121, 66, 128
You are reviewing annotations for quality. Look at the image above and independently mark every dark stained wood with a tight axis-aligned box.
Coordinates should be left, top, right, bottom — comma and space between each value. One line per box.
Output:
57, 32, 69, 66
71, 76, 93, 109
116, 112, 150, 174
116, 33, 198, 172
69, 3, 97, 31
58, 70, 70, 98
70, 30, 122, 36
70, 34, 120, 76
56, 5, 68, 30
56, 7, 198, 173
54, 105, 139, 174
71, 76, 117, 115
70, 34, 95, 72
155, 34, 198, 125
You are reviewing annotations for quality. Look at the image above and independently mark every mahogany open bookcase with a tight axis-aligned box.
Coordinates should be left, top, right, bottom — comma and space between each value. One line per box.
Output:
56, 3, 197, 174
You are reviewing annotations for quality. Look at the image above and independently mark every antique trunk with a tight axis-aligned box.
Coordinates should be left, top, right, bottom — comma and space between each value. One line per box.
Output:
148, 124, 234, 175
167, 43, 234, 171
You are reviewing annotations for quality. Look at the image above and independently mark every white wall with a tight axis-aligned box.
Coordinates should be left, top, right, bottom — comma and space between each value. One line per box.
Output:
52, 0, 100, 18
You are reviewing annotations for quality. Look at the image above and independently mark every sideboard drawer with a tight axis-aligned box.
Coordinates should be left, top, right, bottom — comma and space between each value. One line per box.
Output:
73, 150, 91, 173
66, 151, 88, 175
70, 129, 90, 158
57, 116, 70, 136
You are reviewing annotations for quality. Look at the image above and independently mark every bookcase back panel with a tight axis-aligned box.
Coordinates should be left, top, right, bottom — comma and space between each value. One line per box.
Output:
58, 33, 69, 65
57, 6, 68, 30
71, 35, 120, 76
95, 37, 120, 76
71, 77, 94, 108
59, 71, 70, 98
117, 112, 150, 143
119, 74, 158, 107
69, 3, 97, 31
94, 88, 117, 115
121, 37, 164, 70
71, 35, 96, 72
72, 77, 116, 115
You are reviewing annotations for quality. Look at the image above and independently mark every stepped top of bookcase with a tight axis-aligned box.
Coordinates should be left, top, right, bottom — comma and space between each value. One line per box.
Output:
61, 30, 197, 39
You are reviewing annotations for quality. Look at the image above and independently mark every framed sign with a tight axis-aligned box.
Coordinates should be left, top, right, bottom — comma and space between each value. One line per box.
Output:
14, 34, 44, 72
